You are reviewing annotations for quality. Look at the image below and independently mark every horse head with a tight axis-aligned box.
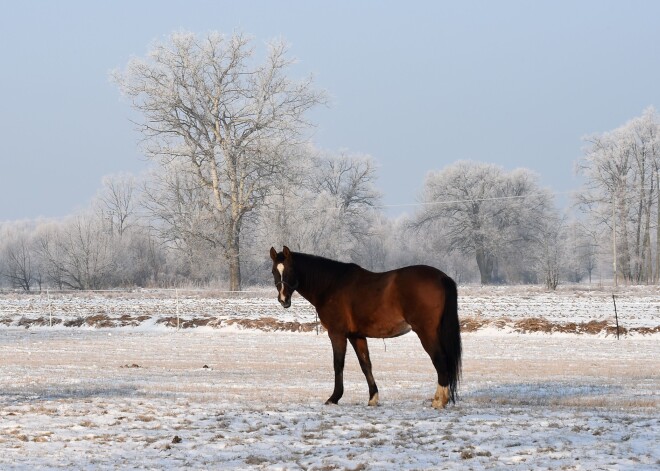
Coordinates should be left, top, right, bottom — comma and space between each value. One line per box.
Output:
269, 246, 299, 308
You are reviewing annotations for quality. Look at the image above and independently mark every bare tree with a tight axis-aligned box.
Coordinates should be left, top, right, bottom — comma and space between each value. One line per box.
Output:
140, 159, 227, 283
534, 214, 565, 290
33, 223, 66, 289
113, 31, 325, 290
97, 173, 137, 237
577, 107, 660, 284
35, 215, 116, 290
562, 220, 595, 283
413, 161, 554, 284
258, 149, 382, 263
309, 151, 382, 259
312, 151, 381, 215
2, 229, 35, 291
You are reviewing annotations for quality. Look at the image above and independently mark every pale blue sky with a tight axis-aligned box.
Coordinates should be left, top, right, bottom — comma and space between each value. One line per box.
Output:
1, 1, 660, 220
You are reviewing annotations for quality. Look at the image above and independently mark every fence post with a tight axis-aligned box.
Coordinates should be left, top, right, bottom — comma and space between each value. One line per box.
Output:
48, 289, 52, 328
176, 288, 180, 332
612, 294, 620, 340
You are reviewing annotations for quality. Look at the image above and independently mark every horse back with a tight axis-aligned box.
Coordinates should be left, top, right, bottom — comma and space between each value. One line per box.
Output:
326, 264, 450, 339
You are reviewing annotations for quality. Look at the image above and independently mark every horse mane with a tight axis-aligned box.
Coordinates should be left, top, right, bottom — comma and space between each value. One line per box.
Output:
292, 251, 359, 292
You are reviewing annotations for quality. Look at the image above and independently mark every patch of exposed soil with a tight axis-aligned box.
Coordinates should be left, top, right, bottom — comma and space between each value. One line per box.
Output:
17, 317, 62, 328
458, 316, 655, 336
223, 317, 318, 333
156, 316, 219, 329
3, 314, 658, 336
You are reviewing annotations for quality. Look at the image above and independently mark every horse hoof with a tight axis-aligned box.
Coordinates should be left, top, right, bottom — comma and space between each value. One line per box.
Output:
325, 399, 338, 405
367, 393, 379, 406
432, 385, 450, 409
432, 398, 446, 409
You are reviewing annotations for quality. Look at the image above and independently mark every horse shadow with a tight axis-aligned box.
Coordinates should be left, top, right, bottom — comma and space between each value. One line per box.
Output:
0, 385, 143, 407
463, 381, 624, 407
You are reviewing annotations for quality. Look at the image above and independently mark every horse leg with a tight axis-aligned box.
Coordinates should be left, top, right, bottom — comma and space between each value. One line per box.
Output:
415, 330, 450, 409
326, 333, 347, 405
349, 337, 379, 406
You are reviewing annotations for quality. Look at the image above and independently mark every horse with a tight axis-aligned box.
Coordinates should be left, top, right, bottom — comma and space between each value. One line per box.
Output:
269, 246, 461, 409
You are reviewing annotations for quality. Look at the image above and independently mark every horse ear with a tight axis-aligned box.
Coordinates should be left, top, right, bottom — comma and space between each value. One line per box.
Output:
270, 247, 277, 260
283, 246, 291, 258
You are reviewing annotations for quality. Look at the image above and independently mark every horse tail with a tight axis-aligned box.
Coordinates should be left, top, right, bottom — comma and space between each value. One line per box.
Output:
439, 275, 462, 404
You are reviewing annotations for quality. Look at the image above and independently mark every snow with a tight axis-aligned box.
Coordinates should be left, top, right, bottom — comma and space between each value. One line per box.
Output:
0, 287, 658, 469
459, 284, 660, 329
2, 284, 659, 331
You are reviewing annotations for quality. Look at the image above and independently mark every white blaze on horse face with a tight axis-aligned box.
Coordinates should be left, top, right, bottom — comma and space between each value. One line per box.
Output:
277, 263, 286, 301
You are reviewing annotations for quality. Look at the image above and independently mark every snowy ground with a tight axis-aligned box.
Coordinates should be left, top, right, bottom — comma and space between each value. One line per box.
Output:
1, 287, 659, 469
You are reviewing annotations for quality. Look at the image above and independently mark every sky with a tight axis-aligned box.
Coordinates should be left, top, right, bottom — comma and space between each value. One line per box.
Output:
1, 0, 660, 221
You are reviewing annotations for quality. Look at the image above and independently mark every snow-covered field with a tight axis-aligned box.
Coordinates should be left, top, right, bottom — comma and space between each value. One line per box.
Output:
2, 284, 659, 333
1, 286, 658, 469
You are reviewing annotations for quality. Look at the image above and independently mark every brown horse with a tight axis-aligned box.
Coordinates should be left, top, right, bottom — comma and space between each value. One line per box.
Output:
270, 246, 461, 409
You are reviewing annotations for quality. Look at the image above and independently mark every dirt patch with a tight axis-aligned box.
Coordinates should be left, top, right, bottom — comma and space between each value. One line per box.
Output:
459, 316, 649, 336
634, 325, 660, 335
460, 318, 490, 332
84, 314, 115, 328
17, 317, 62, 328
153, 316, 319, 333
3, 313, 657, 336
118, 314, 152, 327
513, 317, 627, 336
156, 316, 218, 329
223, 317, 319, 333
515, 317, 555, 333
461, 317, 513, 332
63, 317, 85, 327
59, 314, 118, 328
56, 314, 153, 328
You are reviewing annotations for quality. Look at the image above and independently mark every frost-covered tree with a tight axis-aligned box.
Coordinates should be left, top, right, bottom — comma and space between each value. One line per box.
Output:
1, 224, 38, 291
140, 159, 229, 285
35, 214, 116, 290
312, 151, 381, 217
533, 214, 566, 290
413, 161, 554, 284
563, 220, 600, 283
32, 222, 65, 289
577, 107, 660, 284
257, 149, 382, 265
307, 151, 382, 261
113, 31, 325, 290
96, 173, 137, 237
395, 215, 479, 283
109, 229, 167, 287
350, 213, 391, 271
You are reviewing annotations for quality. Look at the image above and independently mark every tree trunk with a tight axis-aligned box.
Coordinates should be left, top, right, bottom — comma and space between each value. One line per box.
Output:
226, 220, 242, 291
634, 176, 645, 281
656, 167, 660, 283
616, 191, 632, 282
475, 246, 493, 284
642, 182, 653, 283
228, 247, 241, 291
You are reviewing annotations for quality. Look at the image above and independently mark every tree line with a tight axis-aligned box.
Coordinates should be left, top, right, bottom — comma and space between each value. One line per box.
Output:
1, 32, 658, 291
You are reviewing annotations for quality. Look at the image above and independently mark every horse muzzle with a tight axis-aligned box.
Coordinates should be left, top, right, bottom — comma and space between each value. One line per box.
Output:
276, 281, 296, 309
279, 297, 291, 309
